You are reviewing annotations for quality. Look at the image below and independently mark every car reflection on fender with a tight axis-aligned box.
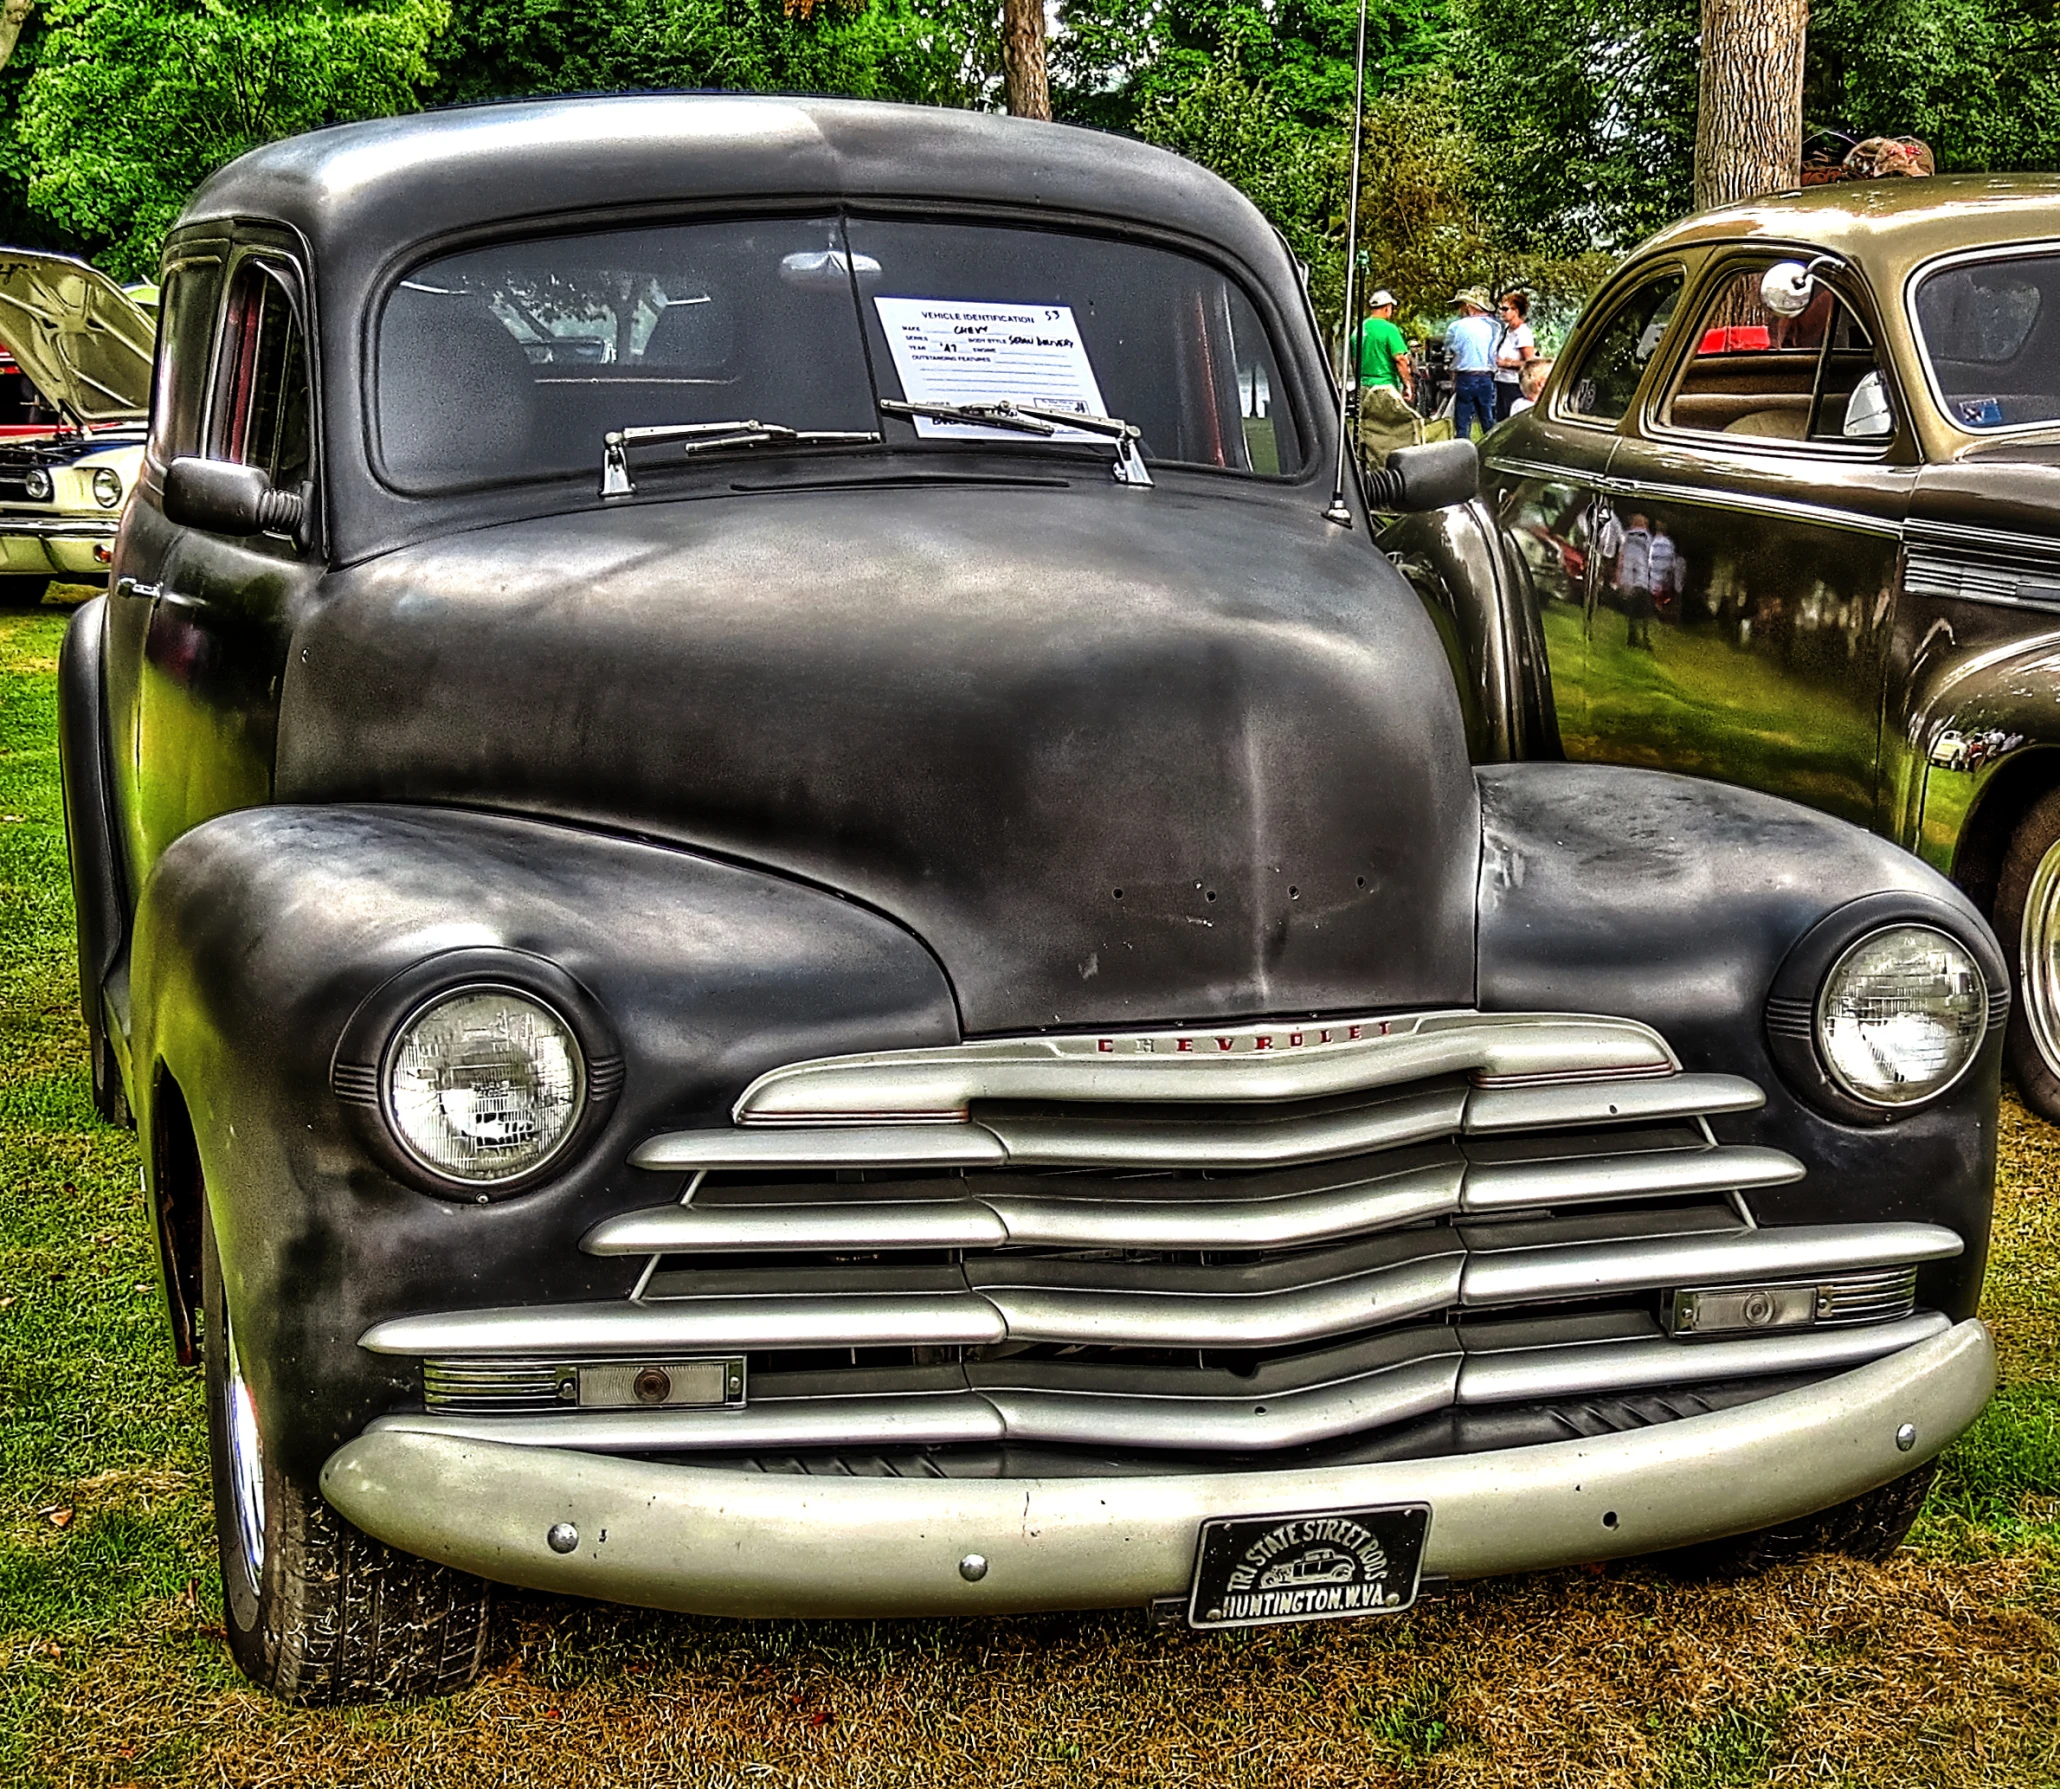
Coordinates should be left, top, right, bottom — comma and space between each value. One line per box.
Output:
1384, 176, 2060, 1125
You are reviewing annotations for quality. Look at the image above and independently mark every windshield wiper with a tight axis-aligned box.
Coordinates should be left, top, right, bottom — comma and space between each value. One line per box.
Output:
601, 420, 881, 497
877, 398, 1152, 487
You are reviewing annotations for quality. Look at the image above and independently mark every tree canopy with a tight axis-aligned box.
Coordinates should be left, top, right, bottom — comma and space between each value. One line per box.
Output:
1, 0, 2056, 317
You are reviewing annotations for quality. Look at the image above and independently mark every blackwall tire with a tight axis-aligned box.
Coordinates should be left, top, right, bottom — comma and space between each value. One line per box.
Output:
1992, 789, 2060, 1126
1659, 1460, 1938, 1579
203, 1202, 491, 1704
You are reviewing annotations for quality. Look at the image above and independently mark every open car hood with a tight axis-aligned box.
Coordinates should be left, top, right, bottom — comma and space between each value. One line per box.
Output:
0, 250, 154, 424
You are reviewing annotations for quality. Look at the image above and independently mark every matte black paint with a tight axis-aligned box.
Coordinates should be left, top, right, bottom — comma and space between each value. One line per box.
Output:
129, 803, 959, 1481
57, 97, 2005, 1489
274, 478, 1480, 1032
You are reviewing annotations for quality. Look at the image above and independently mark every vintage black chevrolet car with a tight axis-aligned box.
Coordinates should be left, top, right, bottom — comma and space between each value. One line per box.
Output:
1387, 177, 2060, 1124
62, 97, 2004, 1704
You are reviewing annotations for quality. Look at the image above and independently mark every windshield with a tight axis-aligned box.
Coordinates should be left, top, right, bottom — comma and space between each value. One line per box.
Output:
375, 215, 1301, 493
1914, 251, 2060, 431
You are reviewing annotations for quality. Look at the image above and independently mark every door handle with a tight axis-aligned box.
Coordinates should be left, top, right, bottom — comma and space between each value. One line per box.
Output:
114, 577, 161, 602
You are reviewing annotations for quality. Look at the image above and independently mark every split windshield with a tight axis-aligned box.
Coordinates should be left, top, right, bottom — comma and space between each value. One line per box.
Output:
375, 215, 1301, 493
1914, 251, 2060, 431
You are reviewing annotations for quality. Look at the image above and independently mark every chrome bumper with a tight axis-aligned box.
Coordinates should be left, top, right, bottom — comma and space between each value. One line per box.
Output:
322, 1319, 1994, 1619
0, 515, 118, 538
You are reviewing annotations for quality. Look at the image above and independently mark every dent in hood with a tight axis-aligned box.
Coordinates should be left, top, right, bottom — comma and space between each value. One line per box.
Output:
277, 483, 1482, 1032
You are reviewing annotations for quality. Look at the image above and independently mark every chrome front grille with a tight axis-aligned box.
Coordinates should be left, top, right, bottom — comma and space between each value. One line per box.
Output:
361, 1010, 1960, 1457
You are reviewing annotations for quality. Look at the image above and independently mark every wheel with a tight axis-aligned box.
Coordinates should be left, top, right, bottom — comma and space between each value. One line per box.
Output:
1992, 788, 2060, 1124
203, 1202, 491, 1703
1660, 1460, 1937, 1579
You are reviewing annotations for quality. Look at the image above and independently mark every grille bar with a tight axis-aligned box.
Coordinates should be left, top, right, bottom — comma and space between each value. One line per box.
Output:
366, 1222, 1959, 1357
367, 1313, 1946, 1455
585, 1143, 1801, 1258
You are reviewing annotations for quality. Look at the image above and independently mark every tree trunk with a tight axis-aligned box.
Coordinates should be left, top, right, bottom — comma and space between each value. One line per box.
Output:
0, 0, 32, 74
1000, 0, 1050, 121
1694, 0, 1808, 211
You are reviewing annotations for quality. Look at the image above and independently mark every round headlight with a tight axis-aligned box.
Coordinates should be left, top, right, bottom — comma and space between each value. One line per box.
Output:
383, 987, 586, 1184
23, 466, 51, 501
91, 467, 123, 508
1815, 925, 1986, 1107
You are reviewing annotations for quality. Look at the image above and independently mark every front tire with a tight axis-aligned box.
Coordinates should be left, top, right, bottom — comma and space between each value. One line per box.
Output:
203, 1203, 491, 1704
1662, 1460, 1937, 1579
1992, 790, 2060, 1124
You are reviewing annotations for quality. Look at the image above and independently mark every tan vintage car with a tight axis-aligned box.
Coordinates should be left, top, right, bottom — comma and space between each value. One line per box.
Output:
1387, 176, 2060, 1121
0, 250, 152, 595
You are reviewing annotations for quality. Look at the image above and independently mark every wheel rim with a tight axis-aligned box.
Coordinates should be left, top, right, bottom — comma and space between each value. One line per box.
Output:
2021, 835, 2060, 1082
223, 1308, 267, 1591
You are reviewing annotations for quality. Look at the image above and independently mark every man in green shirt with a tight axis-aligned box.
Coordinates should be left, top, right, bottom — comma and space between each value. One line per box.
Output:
1355, 289, 1421, 468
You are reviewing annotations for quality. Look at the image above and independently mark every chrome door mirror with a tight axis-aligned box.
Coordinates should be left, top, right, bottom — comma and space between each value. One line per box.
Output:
1760, 258, 1844, 318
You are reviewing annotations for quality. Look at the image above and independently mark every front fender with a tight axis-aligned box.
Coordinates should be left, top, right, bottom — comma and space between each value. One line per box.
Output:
1380, 497, 1559, 762
131, 804, 959, 1482
1476, 762, 2003, 1322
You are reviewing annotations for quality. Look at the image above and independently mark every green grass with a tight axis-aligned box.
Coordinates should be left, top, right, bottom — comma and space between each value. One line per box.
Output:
0, 593, 2055, 1787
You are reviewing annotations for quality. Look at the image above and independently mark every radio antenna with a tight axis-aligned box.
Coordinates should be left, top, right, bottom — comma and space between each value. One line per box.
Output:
1324, 0, 1372, 526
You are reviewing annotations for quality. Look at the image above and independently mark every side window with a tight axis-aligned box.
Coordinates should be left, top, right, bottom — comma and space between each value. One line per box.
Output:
1562, 272, 1684, 424
1660, 265, 1895, 446
209, 259, 313, 489
148, 254, 225, 466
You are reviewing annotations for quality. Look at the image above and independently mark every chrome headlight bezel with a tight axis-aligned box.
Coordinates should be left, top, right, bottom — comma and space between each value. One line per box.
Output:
332, 948, 624, 1200
90, 466, 123, 509
1766, 894, 2004, 1124
22, 466, 51, 501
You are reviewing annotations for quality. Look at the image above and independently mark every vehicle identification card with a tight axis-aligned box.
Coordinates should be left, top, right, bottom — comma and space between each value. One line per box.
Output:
873, 297, 1110, 439
1187, 1504, 1430, 1630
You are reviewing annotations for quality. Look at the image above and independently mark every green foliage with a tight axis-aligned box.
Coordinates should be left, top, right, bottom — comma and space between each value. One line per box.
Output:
18, 0, 452, 278
1808, 0, 2060, 176
426, 0, 994, 114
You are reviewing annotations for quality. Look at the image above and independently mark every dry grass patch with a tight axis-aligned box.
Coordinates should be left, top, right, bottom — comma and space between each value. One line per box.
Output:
17, 1553, 2058, 1788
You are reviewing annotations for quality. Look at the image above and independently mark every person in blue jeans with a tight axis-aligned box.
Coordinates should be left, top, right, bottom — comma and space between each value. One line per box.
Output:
1446, 288, 1499, 440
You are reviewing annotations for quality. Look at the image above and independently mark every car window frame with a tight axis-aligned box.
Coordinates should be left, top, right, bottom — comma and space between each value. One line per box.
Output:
1642, 247, 1909, 462
197, 243, 321, 555
359, 202, 1316, 500
1904, 236, 2060, 443
144, 243, 228, 480
1545, 259, 1691, 436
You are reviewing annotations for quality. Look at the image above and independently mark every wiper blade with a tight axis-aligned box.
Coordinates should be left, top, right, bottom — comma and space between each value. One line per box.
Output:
602, 419, 881, 497
878, 398, 1152, 487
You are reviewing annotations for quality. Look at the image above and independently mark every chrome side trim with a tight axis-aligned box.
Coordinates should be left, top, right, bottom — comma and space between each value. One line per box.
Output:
1463, 1072, 1763, 1133
1460, 1221, 1961, 1307
321, 1321, 1997, 1615
1455, 1311, 1947, 1403
731, 1011, 1677, 1122
374, 1393, 1006, 1453
589, 1200, 1012, 1255
1460, 1143, 1804, 1212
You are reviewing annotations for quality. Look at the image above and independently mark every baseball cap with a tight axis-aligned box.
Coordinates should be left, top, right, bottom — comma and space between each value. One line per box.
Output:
1369, 289, 1397, 307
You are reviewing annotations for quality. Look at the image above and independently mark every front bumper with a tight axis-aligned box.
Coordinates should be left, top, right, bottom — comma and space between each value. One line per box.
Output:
0, 514, 118, 575
322, 1318, 1994, 1619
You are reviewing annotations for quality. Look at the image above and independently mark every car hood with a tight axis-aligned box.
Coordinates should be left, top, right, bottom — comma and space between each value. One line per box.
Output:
0, 251, 154, 424
275, 479, 1481, 1033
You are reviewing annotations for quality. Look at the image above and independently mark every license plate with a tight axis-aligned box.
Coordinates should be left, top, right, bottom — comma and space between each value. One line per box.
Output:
1187, 1503, 1430, 1630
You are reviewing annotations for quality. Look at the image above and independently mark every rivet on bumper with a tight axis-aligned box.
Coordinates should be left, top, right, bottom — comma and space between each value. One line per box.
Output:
959, 1554, 989, 1582
547, 1521, 579, 1553
1896, 1422, 1917, 1451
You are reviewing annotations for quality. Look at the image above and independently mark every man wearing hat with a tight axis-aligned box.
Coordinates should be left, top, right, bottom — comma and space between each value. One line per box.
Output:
1355, 289, 1421, 469
1447, 287, 1500, 442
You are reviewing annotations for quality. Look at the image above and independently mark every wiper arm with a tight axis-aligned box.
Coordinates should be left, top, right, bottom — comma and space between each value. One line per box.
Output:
878, 398, 1152, 487
602, 419, 881, 497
